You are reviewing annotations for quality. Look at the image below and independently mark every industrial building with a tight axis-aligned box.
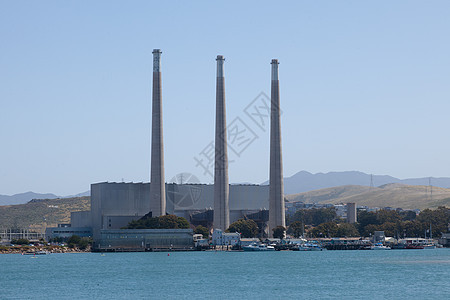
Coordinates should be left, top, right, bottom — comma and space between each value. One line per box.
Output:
52, 49, 287, 249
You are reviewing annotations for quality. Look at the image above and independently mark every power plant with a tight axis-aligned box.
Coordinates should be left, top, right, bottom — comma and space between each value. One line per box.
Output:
63, 50, 286, 249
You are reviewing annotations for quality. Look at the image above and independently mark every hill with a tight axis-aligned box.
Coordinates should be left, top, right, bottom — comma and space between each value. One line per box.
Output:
285, 184, 450, 210
0, 191, 90, 206
264, 170, 450, 195
0, 192, 60, 206
0, 196, 90, 230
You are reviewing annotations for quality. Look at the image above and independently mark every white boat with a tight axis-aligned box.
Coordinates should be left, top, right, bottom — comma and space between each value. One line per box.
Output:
371, 243, 391, 250
297, 243, 323, 251
242, 243, 275, 251
423, 243, 436, 249
23, 250, 50, 255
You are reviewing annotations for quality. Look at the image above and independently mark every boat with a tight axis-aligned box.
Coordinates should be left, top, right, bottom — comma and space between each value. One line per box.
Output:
371, 243, 391, 250
297, 243, 323, 251
423, 244, 436, 249
23, 250, 50, 255
405, 243, 424, 249
242, 243, 275, 251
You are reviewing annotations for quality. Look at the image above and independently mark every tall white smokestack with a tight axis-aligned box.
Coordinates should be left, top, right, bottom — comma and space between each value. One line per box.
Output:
269, 59, 285, 236
150, 49, 166, 216
213, 55, 230, 231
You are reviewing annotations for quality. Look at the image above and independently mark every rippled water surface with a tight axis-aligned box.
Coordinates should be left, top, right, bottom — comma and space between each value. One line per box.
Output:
1, 249, 449, 299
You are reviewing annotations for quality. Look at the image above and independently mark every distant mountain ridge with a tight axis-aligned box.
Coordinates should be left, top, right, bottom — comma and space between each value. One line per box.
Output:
266, 171, 450, 195
0, 191, 90, 206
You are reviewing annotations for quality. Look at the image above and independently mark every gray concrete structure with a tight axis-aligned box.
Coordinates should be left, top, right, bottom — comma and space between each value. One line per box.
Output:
347, 202, 357, 223
88, 182, 269, 247
98, 229, 194, 251
269, 59, 286, 236
90, 182, 150, 243
150, 49, 166, 217
213, 55, 230, 231
45, 226, 92, 242
71, 211, 91, 228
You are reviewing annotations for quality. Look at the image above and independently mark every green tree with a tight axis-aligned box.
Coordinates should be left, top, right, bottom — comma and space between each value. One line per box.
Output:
361, 224, 380, 237
289, 208, 337, 226
287, 221, 304, 238
336, 223, 359, 237
77, 237, 92, 250
11, 238, 29, 245
226, 219, 258, 238
67, 235, 82, 248
416, 206, 450, 236
400, 210, 417, 221
379, 222, 399, 237
272, 226, 286, 239
123, 215, 190, 229
310, 222, 338, 238
194, 225, 209, 238
376, 210, 401, 224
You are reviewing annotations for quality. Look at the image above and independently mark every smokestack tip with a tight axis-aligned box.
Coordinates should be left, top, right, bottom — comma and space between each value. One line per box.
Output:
216, 55, 225, 61
152, 49, 162, 54
271, 59, 279, 64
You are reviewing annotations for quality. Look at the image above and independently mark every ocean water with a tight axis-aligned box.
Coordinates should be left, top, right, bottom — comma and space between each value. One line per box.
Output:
1, 249, 449, 299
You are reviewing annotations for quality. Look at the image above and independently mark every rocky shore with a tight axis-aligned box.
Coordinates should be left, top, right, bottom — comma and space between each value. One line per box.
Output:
0, 245, 91, 254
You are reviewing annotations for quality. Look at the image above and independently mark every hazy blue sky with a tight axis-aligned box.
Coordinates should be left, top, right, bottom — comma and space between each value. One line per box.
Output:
1, 1, 449, 195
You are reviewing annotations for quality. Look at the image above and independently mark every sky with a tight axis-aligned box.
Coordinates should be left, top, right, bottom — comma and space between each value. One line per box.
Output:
1, 1, 450, 196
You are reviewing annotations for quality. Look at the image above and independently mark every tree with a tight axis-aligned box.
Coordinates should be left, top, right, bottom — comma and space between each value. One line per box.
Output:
376, 210, 401, 224
416, 206, 450, 236
194, 225, 209, 238
336, 223, 359, 237
310, 222, 338, 238
289, 208, 337, 226
226, 219, 258, 238
67, 235, 82, 248
272, 226, 286, 239
78, 237, 92, 250
400, 210, 417, 221
11, 238, 29, 245
123, 214, 190, 229
287, 221, 304, 238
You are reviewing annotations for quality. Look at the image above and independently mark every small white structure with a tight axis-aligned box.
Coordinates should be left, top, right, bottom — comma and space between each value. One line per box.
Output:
212, 229, 240, 246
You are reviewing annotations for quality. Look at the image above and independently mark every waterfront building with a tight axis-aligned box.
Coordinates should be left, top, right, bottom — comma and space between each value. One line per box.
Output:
98, 229, 194, 251
212, 229, 240, 246
45, 224, 92, 241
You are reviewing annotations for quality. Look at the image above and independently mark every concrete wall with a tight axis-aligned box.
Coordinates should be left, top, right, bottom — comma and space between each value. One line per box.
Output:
90, 182, 151, 242
71, 211, 91, 228
167, 183, 269, 212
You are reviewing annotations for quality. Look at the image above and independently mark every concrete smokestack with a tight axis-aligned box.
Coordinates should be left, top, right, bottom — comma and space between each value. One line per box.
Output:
269, 59, 285, 236
213, 55, 230, 231
150, 49, 165, 216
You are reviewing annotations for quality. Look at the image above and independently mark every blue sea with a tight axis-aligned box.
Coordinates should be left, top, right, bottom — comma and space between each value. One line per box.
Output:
1, 249, 449, 299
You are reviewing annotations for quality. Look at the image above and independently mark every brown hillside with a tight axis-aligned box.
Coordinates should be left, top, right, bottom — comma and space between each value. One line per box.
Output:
0, 196, 90, 231
286, 184, 450, 210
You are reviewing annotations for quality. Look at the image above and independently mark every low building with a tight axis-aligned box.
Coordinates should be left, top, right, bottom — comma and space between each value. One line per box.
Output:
439, 233, 450, 247
45, 224, 92, 241
97, 229, 194, 251
212, 229, 240, 246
